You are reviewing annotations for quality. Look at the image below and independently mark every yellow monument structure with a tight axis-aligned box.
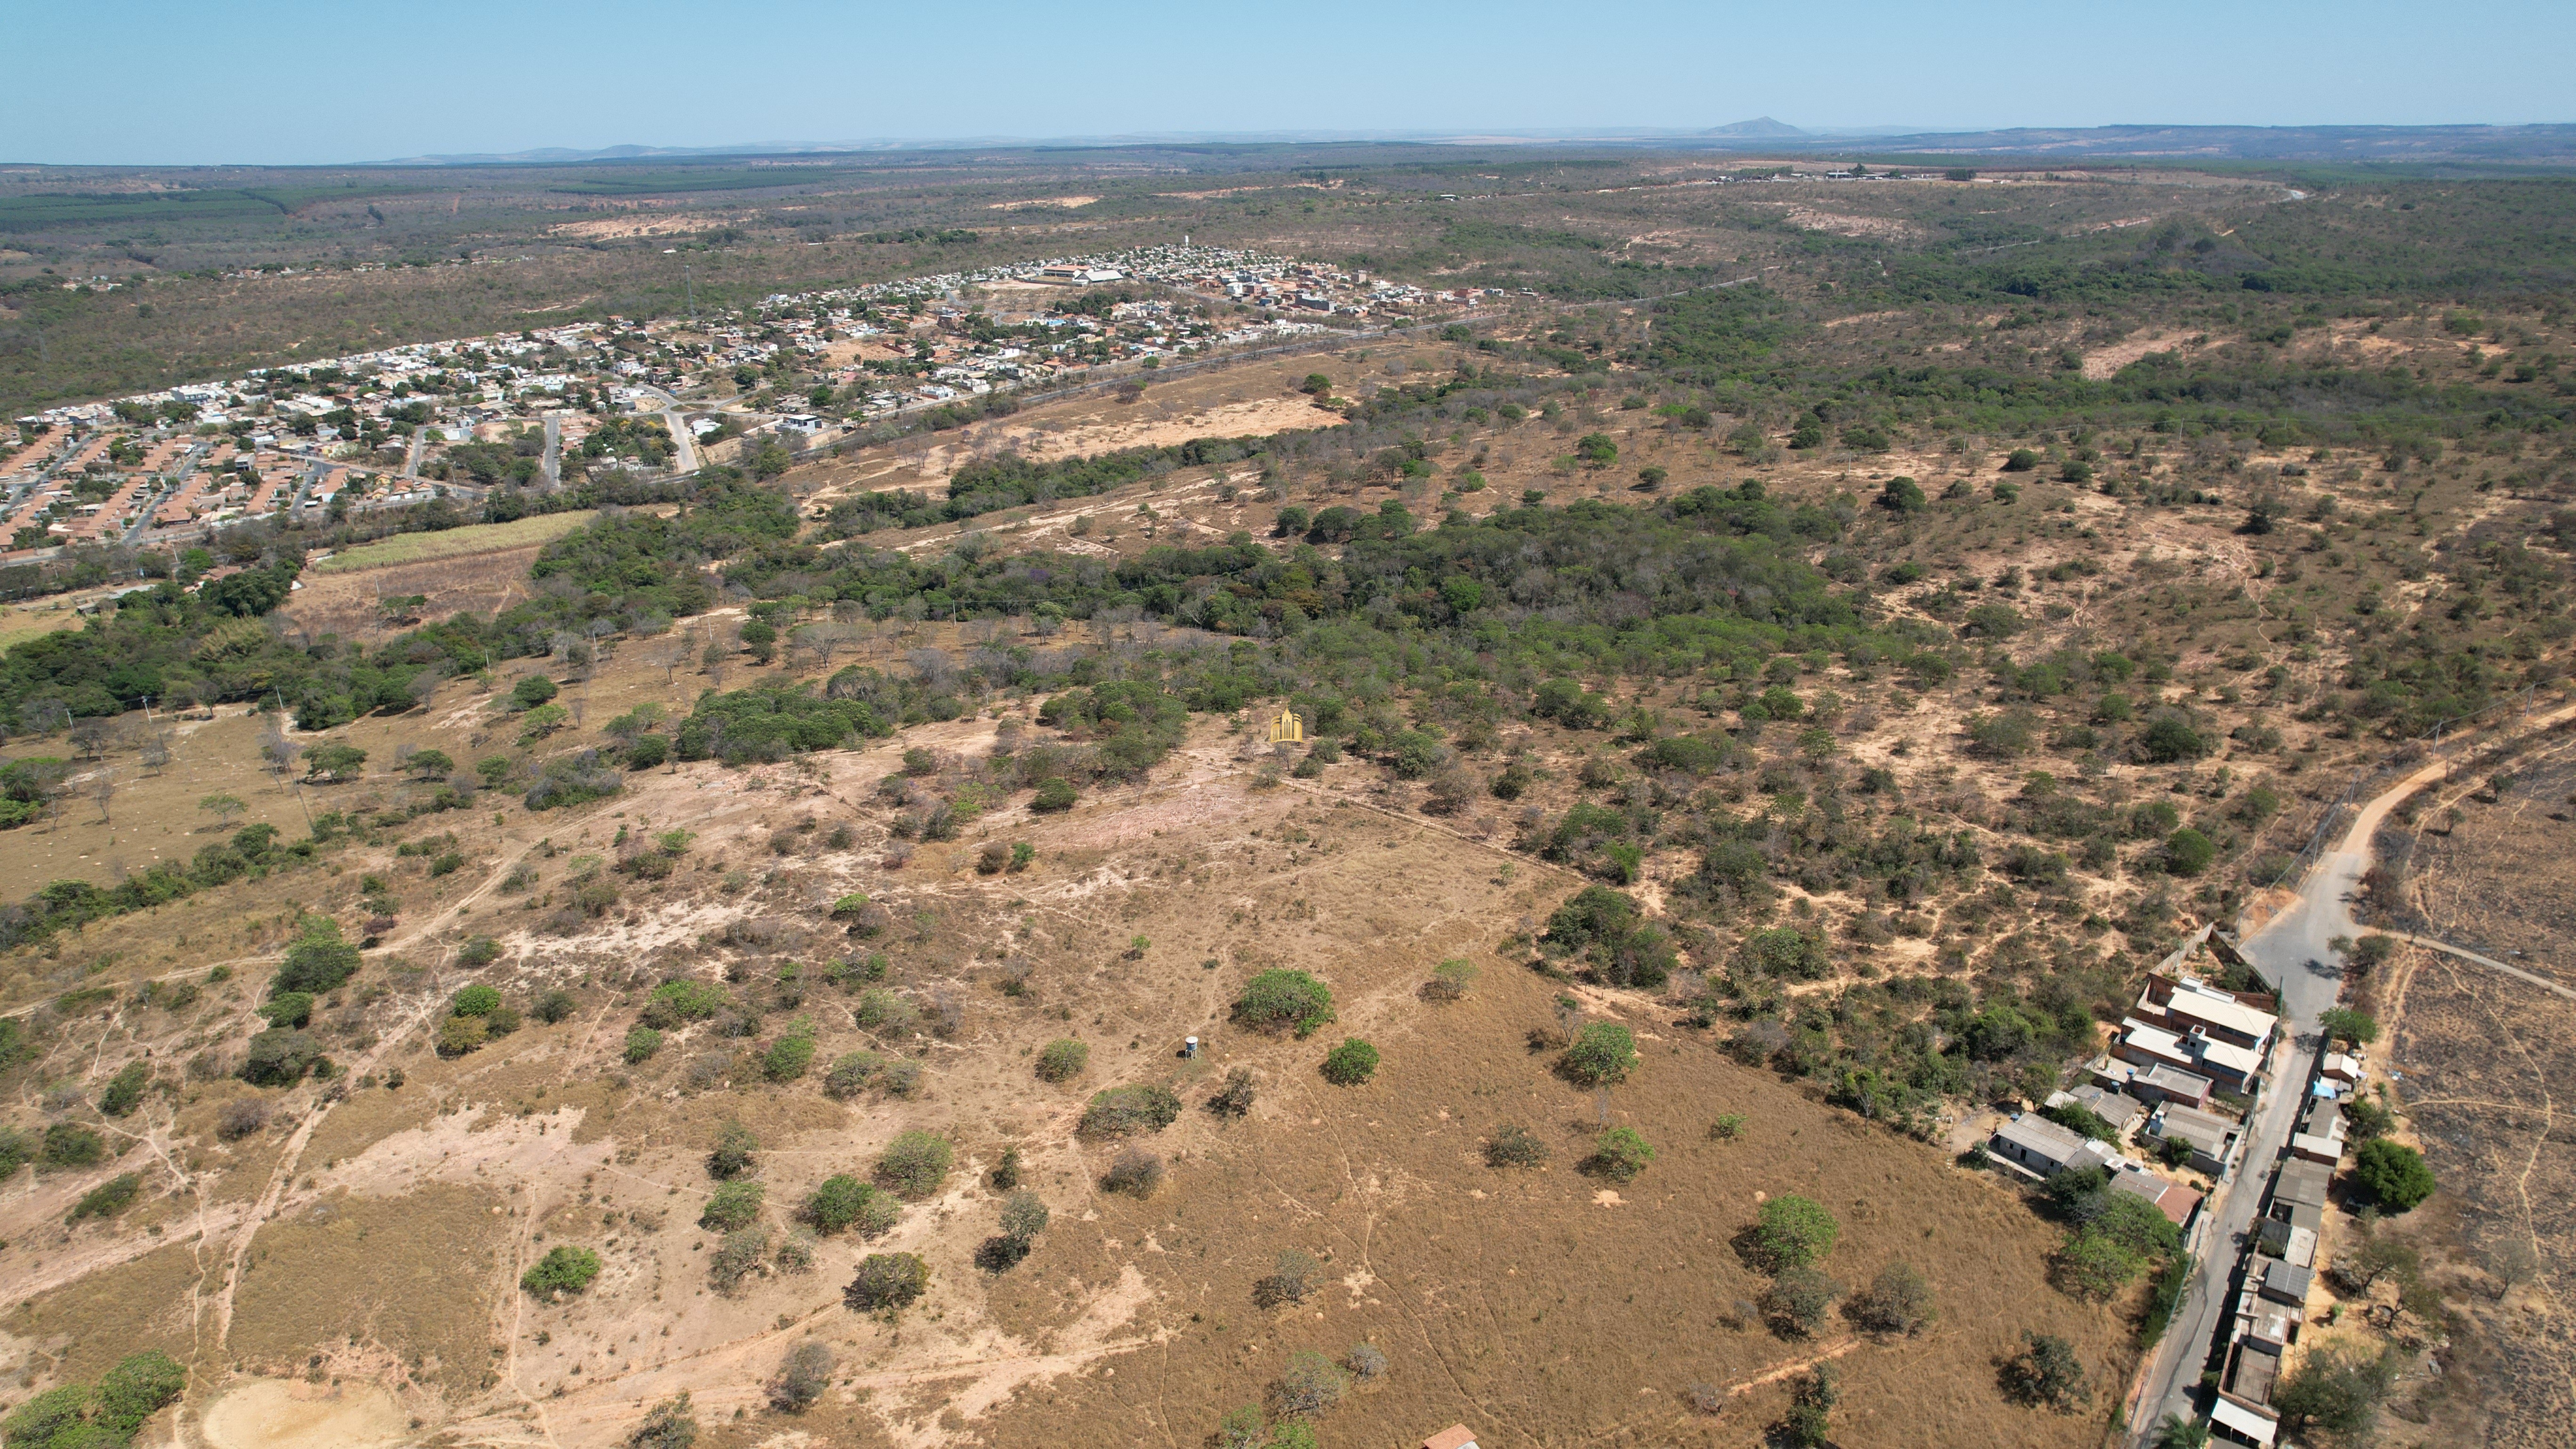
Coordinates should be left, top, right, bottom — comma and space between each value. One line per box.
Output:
1266, 707, 1304, 745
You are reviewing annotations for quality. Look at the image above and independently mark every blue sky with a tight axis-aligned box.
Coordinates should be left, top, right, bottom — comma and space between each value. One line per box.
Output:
7, 0, 2569, 165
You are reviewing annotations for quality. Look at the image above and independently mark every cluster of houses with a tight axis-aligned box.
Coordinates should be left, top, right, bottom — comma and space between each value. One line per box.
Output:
8, 242, 1470, 568
1982, 926, 2391, 1448
1990, 963, 2285, 1193
2209, 1050, 2372, 1446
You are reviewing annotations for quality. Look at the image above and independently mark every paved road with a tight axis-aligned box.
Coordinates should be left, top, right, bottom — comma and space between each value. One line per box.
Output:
2130, 700, 2576, 1439
401, 429, 426, 479
541, 413, 563, 488
120, 439, 208, 543
662, 410, 699, 472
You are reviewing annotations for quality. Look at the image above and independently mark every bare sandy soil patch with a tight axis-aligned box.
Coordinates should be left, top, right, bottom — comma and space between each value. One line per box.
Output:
2081, 330, 2183, 379
986, 196, 1098, 210
547, 211, 700, 242
202, 1377, 409, 1449
1763, 204, 1925, 241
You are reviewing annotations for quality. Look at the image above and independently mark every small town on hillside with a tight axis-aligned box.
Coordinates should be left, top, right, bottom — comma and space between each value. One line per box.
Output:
1, 245, 1489, 575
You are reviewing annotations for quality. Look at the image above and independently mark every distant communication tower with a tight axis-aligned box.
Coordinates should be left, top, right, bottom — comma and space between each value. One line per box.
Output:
1266, 708, 1304, 745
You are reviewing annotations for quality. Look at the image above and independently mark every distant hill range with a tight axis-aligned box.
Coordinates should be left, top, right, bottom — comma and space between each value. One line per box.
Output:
1693, 121, 2576, 165
386, 122, 2576, 169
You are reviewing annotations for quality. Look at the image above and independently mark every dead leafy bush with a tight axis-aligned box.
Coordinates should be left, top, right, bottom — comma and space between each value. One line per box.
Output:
1101, 1146, 1164, 1198
216, 1098, 270, 1140
768, 1340, 834, 1412
1207, 1067, 1256, 1118
1253, 1248, 1321, 1308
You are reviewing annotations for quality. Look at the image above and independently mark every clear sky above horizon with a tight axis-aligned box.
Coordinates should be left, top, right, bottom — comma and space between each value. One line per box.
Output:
6, 0, 2569, 166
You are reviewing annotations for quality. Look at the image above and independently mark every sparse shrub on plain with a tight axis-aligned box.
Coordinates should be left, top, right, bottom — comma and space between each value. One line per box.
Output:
627, 1394, 699, 1449
1761, 1265, 1843, 1337
68, 1172, 143, 1222
844, 1252, 929, 1311
700, 1180, 764, 1232
2001, 1330, 2091, 1411
1849, 1260, 1937, 1336
624, 1025, 663, 1063
805, 1175, 899, 1236
853, 987, 919, 1036
1320, 1037, 1379, 1086
762, 1027, 817, 1082
217, 1097, 270, 1140
1485, 1124, 1550, 1168
1275, 1347, 1349, 1417
876, 1130, 953, 1197
1035, 1038, 1090, 1082
1419, 958, 1478, 1002
709, 1226, 770, 1291
707, 1120, 758, 1180
824, 1050, 882, 1098
97, 1060, 150, 1117
1080, 1083, 1182, 1136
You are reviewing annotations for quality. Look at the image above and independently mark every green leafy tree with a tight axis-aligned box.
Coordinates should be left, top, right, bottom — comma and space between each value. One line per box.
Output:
1561, 1022, 1638, 1085
700, 1180, 764, 1231
2149, 1413, 2211, 1449
1587, 1126, 1654, 1182
1747, 1194, 1840, 1272
2163, 826, 2218, 875
844, 1252, 929, 1310
302, 742, 367, 782
2274, 1344, 2396, 1443
805, 1175, 898, 1235
96, 1350, 186, 1435
1232, 969, 1335, 1037
2320, 1008, 2379, 1047
522, 1246, 603, 1298
877, 1130, 953, 1197
2352, 1139, 2436, 1211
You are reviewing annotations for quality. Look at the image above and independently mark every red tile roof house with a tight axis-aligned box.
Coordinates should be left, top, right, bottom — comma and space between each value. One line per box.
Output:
1422, 1427, 1479, 1449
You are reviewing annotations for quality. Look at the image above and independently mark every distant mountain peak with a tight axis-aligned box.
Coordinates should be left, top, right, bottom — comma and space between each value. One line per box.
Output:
1704, 117, 1806, 137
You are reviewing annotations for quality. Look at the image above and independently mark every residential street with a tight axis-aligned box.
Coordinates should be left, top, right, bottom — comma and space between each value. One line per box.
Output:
2129, 700, 2576, 1439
